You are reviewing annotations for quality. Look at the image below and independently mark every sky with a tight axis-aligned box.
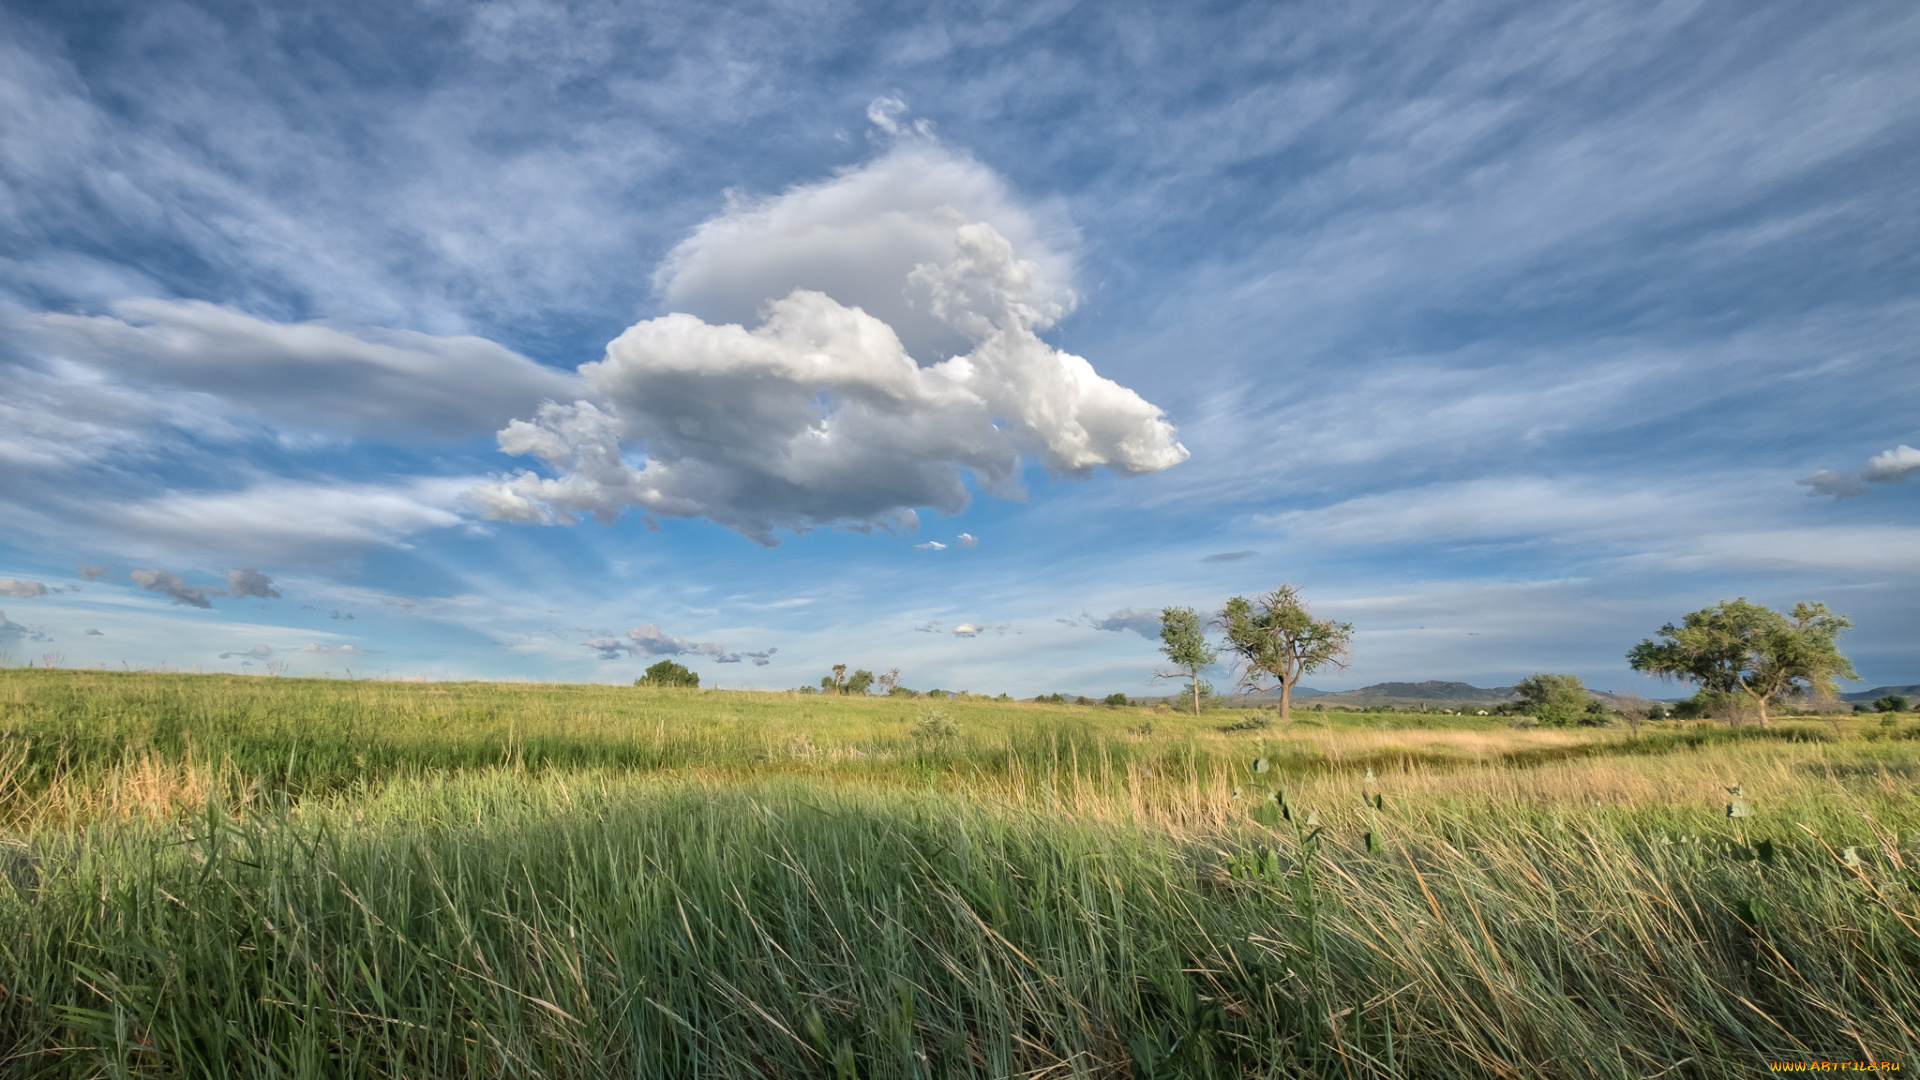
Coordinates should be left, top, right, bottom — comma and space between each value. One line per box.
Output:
1, 0, 1916, 697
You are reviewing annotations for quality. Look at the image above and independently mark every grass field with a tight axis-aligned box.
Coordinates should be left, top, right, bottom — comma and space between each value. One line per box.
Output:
2, 669, 1917, 1078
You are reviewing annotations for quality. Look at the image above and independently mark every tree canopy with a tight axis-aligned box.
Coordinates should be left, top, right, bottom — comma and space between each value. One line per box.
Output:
636, 660, 699, 688
1158, 606, 1218, 716
1514, 673, 1587, 726
1219, 584, 1352, 721
1626, 598, 1855, 726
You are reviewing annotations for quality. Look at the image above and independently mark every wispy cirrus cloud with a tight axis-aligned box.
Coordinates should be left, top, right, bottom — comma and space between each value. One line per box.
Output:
31, 300, 579, 441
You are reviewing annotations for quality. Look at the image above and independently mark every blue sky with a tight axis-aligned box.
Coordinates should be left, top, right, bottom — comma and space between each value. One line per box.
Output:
1, 0, 1916, 696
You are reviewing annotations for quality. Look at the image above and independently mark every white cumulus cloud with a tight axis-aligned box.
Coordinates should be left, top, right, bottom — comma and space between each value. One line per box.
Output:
0, 579, 49, 598
1799, 445, 1920, 500
653, 118, 1073, 363
1863, 445, 1920, 484
476, 187, 1187, 543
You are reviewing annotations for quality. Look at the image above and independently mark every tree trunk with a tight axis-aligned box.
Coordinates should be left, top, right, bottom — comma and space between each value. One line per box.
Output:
1191, 671, 1201, 716
1279, 677, 1293, 722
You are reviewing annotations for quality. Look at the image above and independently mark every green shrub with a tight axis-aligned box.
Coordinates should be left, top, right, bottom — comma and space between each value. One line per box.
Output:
910, 707, 960, 747
636, 660, 699, 687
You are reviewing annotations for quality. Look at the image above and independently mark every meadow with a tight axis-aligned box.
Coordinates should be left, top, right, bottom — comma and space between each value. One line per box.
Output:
0, 669, 1916, 1078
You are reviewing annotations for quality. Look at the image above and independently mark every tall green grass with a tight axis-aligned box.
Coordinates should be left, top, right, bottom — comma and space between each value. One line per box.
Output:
2, 670, 1917, 1077
4, 774, 1916, 1077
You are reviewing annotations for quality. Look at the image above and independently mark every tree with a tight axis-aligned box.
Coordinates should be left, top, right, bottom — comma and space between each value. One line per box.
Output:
818, 664, 876, 695
877, 668, 902, 695
1626, 598, 1856, 727
1514, 673, 1588, 726
1218, 584, 1353, 722
637, 659, 699, 688
1874, 695, 1909, 713
1157, 606, 1218, 716
1104, 692, 1130, 707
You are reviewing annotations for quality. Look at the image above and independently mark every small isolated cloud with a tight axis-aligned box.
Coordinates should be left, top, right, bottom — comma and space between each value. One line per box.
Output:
1797, 470, 1867, 500
472, 113, 1186, 545
957, 533, 978, 547
584, 623, 726, 661
0, 611, 53, 644
915, 620, 943, 633
717, 647, 778, 666
329, 610, 355, 621
76, 565, 109, 581
225, 568, 280, 599
1202, 550, 1258, 563
219, 644, 274, 660
951, 621, 1008, 637
0, 579, 49, 598
913, 541, 948, 551
1800, 446, 1920, 500
1081, 607, 1163, 638
130, 568, 223, 608
1863, 445, 1920, 484
84, 628, 102, 635
300, 643, 370, 655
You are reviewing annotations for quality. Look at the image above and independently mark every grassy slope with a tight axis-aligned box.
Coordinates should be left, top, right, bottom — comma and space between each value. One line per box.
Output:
2, 670, 1918, 1078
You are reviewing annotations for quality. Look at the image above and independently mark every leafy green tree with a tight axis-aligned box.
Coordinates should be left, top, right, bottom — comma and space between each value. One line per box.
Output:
1627, 598, 1856, 727
1104, 692, 1130, 707
846, 669, 876, 696
636, 660, 699, 688
1874, 695, 1909, 713
1157, 606, 1218, 717
1218, 584, 1353, 721
820, 664, 848, 694
1513, 673, 1587, 725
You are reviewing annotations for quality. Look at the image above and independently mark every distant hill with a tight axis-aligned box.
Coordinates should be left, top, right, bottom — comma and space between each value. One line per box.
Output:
1300, 681, 1520, 708
1224, 680, 1520, 708
1842, 685, 1920, 703
1232, 679, 1690, 709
